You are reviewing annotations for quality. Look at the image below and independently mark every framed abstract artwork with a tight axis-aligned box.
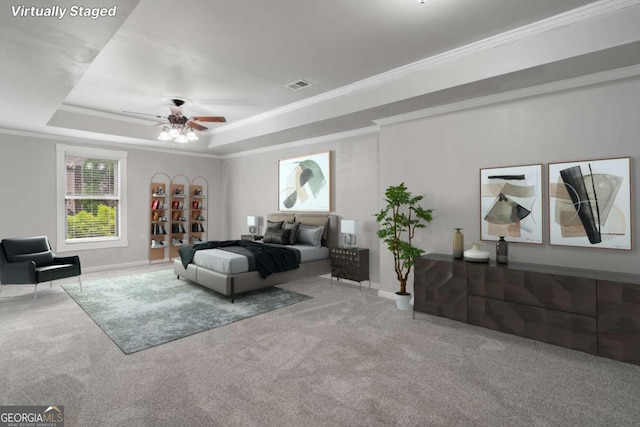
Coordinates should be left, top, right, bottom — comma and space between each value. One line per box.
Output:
480, 164, 543, 244
548, 157, 631, 250
278, 151, 331, 212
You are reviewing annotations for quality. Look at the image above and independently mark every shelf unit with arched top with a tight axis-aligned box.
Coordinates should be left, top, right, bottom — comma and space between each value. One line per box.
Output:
189, 176, 208, 245
149, 172, 171, 262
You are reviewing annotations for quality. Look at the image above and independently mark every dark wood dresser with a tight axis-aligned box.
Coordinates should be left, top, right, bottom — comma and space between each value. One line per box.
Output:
414, 254, 640, 366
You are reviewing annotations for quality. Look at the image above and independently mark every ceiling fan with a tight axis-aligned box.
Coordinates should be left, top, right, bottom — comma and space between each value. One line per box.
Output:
124, 98, 226, 143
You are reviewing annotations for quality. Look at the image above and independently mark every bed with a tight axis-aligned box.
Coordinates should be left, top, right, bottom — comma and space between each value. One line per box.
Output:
173, 213, 338, 301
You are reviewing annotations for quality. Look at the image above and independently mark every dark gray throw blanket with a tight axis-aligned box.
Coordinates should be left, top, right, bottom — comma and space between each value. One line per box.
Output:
178, 240, 300, 279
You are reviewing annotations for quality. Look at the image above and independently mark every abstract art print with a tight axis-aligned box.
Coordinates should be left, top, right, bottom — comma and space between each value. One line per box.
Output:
278, 151, 331, 212
480, 164, 543, 244
549, 157, 631, 250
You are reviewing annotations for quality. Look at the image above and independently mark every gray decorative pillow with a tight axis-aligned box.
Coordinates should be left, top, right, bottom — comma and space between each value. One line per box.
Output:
266, 220, 284, 231
283, 221, 301, 245
263, 228, 291, 245
296, 225, 324, 247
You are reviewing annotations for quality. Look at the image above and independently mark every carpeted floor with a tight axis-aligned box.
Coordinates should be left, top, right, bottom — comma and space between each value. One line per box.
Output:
1, 264, 640, 426
62, 269, 312, 354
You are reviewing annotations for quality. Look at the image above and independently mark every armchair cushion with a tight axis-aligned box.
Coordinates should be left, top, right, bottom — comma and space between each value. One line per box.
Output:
3, 237, 54, 266
9, 251, 54, 267
37, 264, 81, 283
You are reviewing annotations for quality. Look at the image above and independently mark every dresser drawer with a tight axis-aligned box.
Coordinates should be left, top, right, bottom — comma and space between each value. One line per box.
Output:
467, 263, 596, 317
468, 295, 598, 354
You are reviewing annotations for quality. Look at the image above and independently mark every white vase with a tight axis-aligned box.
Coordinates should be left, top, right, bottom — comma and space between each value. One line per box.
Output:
464, 242, 490, 263
395, 293, 412, 310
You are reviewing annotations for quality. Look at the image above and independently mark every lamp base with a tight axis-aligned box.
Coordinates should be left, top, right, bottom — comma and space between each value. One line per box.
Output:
344, 234, 356, 248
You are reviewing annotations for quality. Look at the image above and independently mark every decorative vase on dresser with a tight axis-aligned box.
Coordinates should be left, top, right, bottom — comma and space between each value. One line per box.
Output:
463, 242, 490, 263
496, 236, 508, 264
453, 228, 464, 259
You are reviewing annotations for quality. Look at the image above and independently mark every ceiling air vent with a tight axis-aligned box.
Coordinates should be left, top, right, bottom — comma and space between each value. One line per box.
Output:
285, 79, 312, 91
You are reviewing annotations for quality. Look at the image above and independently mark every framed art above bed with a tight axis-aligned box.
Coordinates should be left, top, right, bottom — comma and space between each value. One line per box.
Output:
278, 151, 331, 212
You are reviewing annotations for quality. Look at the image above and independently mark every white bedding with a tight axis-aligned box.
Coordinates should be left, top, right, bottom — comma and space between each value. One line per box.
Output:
192, 244, 329, 274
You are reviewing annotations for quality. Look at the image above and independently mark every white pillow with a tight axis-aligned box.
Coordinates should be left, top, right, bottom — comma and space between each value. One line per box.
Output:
296, 225, 324, 247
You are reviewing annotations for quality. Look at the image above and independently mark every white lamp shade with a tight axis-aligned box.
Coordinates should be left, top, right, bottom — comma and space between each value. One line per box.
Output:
186, 130, 199, 141
341, 219, 357, 234
158, 130, 171, 141
168, 127, 180, 138
247, 216, 257, 226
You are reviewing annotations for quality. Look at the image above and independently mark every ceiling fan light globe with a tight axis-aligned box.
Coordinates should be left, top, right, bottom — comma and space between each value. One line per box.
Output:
158, 130, 171, 141
168, 127, 180, 138
186, 130, 199, 141
175, 134, 188, 143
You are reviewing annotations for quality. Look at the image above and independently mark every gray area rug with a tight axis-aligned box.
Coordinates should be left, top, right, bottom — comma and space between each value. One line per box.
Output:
63, 269, 311, 354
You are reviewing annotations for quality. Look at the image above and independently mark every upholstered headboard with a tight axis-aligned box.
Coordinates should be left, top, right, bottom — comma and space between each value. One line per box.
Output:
266, 213, 338, 249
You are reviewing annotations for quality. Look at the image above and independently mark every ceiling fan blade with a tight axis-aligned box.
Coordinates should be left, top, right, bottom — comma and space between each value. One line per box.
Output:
191, 116, 226, 123
123, 110, 166, 119
187, 121, 208, 131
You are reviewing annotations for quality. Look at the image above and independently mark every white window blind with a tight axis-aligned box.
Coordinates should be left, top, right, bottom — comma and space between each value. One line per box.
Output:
64, 154, 120, 240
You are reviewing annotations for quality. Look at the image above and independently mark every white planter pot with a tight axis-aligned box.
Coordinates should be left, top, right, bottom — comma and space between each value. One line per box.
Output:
395, 293, 412, 310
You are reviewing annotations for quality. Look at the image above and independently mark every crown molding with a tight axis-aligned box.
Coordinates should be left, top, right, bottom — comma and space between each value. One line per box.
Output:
221, 126, 379, 159
212, 0, 640, 135
374, 63, 640, 127
0, 127, 222, 159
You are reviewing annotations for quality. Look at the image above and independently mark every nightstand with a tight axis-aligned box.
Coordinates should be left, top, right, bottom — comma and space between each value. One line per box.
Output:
331, 247, 370, 290
241, 234, 263, 241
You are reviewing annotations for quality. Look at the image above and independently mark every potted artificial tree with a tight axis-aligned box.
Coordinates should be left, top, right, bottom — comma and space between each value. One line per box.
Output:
374, 183, 433, 310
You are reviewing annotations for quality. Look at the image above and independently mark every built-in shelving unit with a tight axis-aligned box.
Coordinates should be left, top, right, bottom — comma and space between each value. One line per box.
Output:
149, 173, 171, 263
190, 176, 208, 244
170, 174, 189, 260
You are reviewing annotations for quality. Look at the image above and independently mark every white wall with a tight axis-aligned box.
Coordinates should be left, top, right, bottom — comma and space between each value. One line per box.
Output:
377, 76, 640, 294
0, 134, 223, 269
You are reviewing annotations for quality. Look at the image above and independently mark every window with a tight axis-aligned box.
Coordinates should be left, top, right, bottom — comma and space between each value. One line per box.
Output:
56, 144, 128, 252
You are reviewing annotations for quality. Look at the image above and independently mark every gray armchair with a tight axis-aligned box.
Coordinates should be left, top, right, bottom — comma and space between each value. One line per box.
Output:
0, 236, 82, 301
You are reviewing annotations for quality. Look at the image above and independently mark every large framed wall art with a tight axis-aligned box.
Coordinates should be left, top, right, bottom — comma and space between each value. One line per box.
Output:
480, 164, 543, 244
278, 151, 331, 212
548, 157, 631, 250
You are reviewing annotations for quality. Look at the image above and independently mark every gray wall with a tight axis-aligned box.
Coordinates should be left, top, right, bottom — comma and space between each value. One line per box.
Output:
378, 76, 640, 294
221, 132, 381, 284
2, 75, 638, 288
0, 134, 223, 269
